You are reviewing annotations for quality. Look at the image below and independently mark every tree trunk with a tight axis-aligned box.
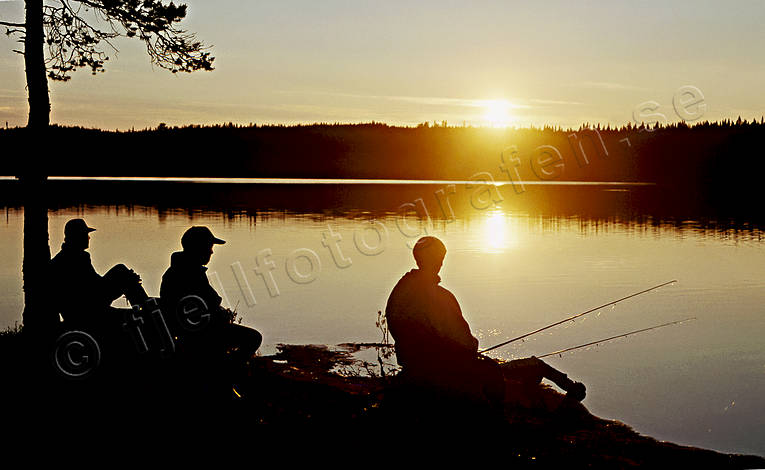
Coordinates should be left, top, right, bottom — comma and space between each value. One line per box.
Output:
21, 1, 52, 334
24, 0, 50, 129
20, 175, 53, 334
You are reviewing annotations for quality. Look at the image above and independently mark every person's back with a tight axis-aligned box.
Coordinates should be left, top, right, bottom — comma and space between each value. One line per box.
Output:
160, 249, 226, 336
386, 267, 478, 373
51, 241, 112, 323
385, 237, 504, 407
49, 218, 146, 327
159, 226, 262, 361
384, 236, 586, 409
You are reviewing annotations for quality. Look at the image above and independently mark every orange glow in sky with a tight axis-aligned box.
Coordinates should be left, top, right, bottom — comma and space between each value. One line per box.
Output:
0, 1, 763, 129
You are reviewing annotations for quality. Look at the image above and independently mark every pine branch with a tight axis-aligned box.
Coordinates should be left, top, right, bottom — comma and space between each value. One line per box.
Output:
0, 20, 26, 28
37, 0, 213, 80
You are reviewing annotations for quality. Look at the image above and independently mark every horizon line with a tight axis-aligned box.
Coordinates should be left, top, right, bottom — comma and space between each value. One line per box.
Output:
1, 117, 762, 133
0, 176, 656, 186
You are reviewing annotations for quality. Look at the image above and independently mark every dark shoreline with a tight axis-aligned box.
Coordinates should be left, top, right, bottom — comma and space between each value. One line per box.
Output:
1, 327, 763, 466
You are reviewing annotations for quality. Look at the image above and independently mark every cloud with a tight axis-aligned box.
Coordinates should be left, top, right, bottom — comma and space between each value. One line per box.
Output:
576, 81, 646, 91
275, 90, 536, 110
387, 95, 532, 109
0, 88, 23, 96
277, 90, 591, 110
528, 98, 584, 106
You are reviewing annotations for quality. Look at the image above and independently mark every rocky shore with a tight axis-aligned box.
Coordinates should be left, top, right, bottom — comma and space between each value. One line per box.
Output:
1, 328, 763, 467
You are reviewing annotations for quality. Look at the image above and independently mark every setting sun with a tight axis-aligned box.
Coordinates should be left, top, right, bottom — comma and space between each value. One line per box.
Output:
482, 99, 515, 127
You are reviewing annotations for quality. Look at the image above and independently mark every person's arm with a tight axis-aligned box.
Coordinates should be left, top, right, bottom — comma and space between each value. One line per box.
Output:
385, 283, 445, 365
438, 288, 479, 353
192, 272, 226, 323
80, 253, 123, 304
162, 269, 221, 313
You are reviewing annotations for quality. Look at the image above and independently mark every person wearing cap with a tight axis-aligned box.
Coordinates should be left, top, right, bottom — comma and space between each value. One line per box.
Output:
159, 226, 262, 367
48, 218, 149, 328
385, 236, 586, 408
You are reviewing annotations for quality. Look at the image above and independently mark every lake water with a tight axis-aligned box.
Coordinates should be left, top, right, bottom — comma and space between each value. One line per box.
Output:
1, 179, 764, 455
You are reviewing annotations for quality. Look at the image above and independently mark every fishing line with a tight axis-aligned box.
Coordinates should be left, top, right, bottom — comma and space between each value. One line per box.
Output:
480, 280, 677, 354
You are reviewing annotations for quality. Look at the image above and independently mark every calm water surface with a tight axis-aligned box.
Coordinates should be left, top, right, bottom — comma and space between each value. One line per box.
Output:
1, 181, 764, 455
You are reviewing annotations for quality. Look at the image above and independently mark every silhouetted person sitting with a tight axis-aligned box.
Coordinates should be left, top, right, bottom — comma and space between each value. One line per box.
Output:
385, 236, 585, 408
159, 226, 262, 367
49, 218, 149, 331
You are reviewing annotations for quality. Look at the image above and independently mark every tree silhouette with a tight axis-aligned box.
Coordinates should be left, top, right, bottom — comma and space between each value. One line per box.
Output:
2, 0, 214, 129
0, 1, 214, 336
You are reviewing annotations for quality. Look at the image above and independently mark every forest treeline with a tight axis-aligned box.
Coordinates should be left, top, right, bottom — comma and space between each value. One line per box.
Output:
2, 120, 763, 198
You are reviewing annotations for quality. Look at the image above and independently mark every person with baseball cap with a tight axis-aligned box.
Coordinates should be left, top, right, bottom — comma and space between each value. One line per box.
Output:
160, 225, 262, 391
48, 218, 149, 328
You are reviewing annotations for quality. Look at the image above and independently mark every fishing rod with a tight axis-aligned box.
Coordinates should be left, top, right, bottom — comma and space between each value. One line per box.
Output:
479, 279, 677, 354
537, 317, 695, 359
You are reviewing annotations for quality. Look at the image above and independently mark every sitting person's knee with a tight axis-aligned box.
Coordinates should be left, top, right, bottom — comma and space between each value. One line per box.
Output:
247, 328, 263, 351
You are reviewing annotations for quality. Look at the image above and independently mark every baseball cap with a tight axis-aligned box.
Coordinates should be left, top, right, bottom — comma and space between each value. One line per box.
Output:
181, 226, 226, 249
64, 218, 96, 237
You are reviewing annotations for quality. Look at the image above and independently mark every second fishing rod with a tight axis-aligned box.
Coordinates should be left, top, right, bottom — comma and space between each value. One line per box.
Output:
480, 279, 677, 354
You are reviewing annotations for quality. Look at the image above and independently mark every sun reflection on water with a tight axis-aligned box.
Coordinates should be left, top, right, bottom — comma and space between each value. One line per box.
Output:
482, 211, 518, 253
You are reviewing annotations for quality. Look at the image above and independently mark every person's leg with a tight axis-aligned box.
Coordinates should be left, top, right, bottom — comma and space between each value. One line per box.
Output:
500, 357, 544, 384
224, 323, 263, 360
103, 264, 149, 305
471, 355, 506, 406
200, 322, 262, 400
500, 356, 586, 401
527, 356, 586, 401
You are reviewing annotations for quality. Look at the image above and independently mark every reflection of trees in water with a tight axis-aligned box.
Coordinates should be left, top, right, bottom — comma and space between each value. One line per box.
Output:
5, 143, 764, 331
4, 180, 762, 244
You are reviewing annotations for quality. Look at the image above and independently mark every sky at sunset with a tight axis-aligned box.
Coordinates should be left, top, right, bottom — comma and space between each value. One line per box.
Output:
0, 0, 763, 130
